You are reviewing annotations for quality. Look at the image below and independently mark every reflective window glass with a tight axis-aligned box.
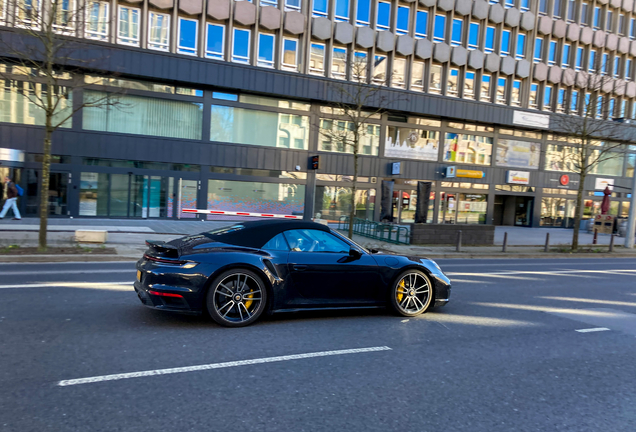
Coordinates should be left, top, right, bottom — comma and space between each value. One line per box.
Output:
206, 24, 225, 59
177, 18, 197, 55
232, 28, 251, 63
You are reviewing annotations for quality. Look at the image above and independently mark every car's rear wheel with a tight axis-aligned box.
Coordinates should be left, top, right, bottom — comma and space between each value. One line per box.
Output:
206, 269, 268, 327
390, 270, 433, 317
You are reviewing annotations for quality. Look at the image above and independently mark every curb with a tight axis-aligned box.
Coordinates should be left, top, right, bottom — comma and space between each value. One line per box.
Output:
0, 255, 139, 263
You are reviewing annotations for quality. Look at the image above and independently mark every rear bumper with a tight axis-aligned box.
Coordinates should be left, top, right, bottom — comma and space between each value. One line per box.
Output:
134, 280, 201, 315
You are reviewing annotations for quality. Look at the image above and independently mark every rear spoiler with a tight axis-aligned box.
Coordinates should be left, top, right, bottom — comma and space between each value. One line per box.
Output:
145, 240, 179, 259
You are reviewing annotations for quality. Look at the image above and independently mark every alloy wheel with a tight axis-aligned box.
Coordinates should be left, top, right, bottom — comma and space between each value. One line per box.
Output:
212, 273, 263, 324
395, 272, 431, 315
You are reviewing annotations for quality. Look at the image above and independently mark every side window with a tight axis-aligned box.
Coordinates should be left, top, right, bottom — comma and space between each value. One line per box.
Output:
283, 229, 351, 253
262, 233, 290, 251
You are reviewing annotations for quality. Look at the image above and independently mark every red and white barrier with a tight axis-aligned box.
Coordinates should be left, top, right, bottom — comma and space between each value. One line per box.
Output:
182, 209, 302, 219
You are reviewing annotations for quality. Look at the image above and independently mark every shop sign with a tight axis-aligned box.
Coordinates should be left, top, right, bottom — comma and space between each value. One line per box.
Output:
506, 170, 530, 185
445, 166, 456, 178
560, 174, 570, 186
391, 162, 401, 175
456, 169, 485, 179
496, 140, 541, 169
594, 178, 614, 191
512, 111, 550, 129
385, 127, 439, 161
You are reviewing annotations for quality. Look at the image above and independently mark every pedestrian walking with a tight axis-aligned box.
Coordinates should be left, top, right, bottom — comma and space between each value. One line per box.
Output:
0, 176, 22, 220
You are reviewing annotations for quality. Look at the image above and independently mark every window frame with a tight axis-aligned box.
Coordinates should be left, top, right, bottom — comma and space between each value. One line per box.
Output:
177, 17, 198, 56
232, 27, 251, 64
205, 23, 226, 60
309, 42, 326, 75
85, 1, 109, 41
257, 32, 276, 68
433, 14, 446, 43
415, 9, 428, 39
396, 5, 410, 36
117, 5, 141, 46
376, 1, 391, 31
147, 11, 170, 52
281, 37, 299, 71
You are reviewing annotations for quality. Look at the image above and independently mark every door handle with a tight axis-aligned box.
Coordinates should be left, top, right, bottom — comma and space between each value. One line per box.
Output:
292, 265, 308, 271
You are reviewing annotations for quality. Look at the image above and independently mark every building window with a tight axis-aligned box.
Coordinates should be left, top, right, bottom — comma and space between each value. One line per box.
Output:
556, 88, 566, 113
451, 18, 463, 47
148, 12, 170, 51
567, 0, 575, 22
620, 99, 627, 118
548, 41, 557, 66
631, 18, 636, 39
443, 134, 493, 166
232, 28, 251, 64
468, 22, 479, 50
206, 23, 225, 60
309, 43, 325, 75
589, 49, 596, 72
530, 82, 539, 108
481, 74, 491, 101
626, 59, 633, 81
553, 0, 562, 18
606, 10, 613, 32
412, 61, 424, 91
632, 100, 636, 120
516, 33, 526, 59
285, 0, 301, 11
501, 29, 511, 55
372, 55, 387, 85
85, 1, 109, 41
575, 47, 583, 71
434, 14, 446, 43
416, 10, 428, 39
15, 0, 42, 27
609, 98, 616, 118
117, 6, 140, 46
619, 14, 626, 35
377, 2, 390, 31
52, 0, 75, 31
601, 53, 609, 75
504, 0, 514, 8
484, 26, 495, 53
352, 51, 368, 81
520, 0, 530, 12
581, 2, 589, 25
210, 105, 309, 149
593, 6, 600, 29
392, 58, 406, 88
614, 57, 621, 78
313, 0, 327, 17
257, 33, 275, 68
534, 37, 543, 62
430, 64, 442, 94
261, 0, 278, 6
538, 0, 547, 15
335, 0, 350, 21
543, 85, 552, 110
465, 71, 475, 98
571, 90, 579, 114
332, 47, 347, 79
496, 77, 507, 104
447, 68, 459, 96
356, 0, 370, 26
511, 80, 521, 106
396, 6, 410, 35
562, 43, 570, 68
177, 18, 197, 55
282, 38, 299, 71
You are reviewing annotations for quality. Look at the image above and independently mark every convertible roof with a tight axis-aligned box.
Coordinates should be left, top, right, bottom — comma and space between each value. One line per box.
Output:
202, 219, 331, 248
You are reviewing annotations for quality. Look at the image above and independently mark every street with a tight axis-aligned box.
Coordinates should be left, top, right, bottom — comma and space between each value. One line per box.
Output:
1, 258, 636, 432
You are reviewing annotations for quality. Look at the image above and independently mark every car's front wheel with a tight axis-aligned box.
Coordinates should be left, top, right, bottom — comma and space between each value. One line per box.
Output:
206, 269, 268, 327
390, 270, 433, 317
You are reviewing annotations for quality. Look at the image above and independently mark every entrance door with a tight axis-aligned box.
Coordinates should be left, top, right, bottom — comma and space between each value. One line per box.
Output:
22, 169, 69, 217
439, 193, 457, 224
177, 179, 198, 219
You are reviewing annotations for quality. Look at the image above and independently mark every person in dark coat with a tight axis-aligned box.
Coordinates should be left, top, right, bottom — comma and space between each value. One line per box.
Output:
0, 176, 22, 220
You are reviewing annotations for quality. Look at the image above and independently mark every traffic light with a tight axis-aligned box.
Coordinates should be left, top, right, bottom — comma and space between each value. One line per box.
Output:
310, 155, 320, 170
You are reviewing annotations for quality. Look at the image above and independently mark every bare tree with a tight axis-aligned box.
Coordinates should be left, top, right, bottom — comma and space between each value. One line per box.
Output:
550, 65, 633, 251
317, 54, 399, 239
0, 0, 121, 250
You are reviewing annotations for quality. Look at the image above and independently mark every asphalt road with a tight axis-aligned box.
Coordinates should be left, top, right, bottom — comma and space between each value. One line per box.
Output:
1, 258, 636, 432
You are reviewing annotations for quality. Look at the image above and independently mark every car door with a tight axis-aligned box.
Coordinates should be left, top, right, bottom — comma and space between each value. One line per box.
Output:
283, 229, 380, 306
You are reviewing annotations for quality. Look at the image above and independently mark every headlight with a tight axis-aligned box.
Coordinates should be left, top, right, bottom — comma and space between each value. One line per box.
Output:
423, 259, 441, 271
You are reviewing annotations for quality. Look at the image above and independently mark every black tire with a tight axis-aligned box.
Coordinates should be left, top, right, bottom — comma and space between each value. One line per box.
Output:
389, 270, 434, 317
206, 269, 268, 327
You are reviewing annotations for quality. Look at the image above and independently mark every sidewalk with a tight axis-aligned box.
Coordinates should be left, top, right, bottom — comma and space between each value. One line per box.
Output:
0, 218, 634, 261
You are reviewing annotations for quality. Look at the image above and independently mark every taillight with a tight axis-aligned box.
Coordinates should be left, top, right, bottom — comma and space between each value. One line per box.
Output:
143, 254, 187, 265
148, 290, 184, 298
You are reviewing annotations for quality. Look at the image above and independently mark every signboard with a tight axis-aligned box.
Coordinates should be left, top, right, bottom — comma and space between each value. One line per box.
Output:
506, 170, 530, 185
456, 169, 485, 179
513, 111, 550, 129
445, 166, 456, 178
594, 178, 614, 190
496, 139, 541, 169
384, 127, 439, 161
391, 162, 401, 175
560, 174, 570, 186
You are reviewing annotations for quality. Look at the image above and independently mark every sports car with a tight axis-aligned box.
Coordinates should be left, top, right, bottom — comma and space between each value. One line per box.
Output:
134, 220, 451, 327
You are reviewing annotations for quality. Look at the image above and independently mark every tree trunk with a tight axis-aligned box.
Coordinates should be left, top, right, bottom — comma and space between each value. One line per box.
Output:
571, 172, 586, 252
39, 129, 52, 251
348, 130, 359, 239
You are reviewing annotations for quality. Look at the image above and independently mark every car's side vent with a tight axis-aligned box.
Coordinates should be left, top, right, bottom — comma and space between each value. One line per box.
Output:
263, 259, 279, 279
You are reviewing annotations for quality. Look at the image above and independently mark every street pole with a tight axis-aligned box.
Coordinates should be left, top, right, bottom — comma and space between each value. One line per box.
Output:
625, 172, 636, 248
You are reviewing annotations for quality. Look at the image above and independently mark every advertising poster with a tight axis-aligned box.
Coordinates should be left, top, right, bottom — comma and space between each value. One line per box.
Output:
496, 139, 541, 169
443, 133, 493, 165
384, 127, 439, 161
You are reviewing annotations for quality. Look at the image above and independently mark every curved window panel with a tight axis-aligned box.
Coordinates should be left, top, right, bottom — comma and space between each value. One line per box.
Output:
83, 91, 202, 140
210, 105, 309, 149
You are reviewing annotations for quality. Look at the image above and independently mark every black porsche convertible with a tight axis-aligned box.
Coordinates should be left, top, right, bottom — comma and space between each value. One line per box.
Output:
134, 220, 451, 327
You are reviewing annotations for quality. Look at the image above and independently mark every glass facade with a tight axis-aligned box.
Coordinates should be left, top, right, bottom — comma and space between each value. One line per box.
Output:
0, 80, 72, 127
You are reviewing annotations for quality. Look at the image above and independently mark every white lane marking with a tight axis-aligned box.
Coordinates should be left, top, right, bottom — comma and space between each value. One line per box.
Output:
58, 346, 392, 387
0, 282, 133, 289
439, 259, 636, 267
0, 261, 137, 266
446, 269, 636, 277
0, 269, 134, 276
575, 327, 611, 333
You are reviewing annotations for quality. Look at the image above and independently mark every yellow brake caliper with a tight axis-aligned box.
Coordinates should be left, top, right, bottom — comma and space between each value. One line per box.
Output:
244, 290, 254, 310
397, 280, 405, 302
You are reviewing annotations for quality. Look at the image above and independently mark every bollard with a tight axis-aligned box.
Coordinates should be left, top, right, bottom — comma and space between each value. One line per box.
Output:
544, 232, 550, 253
456, 230, 462, 252
502, 232, 508, 253
609, 234, 615, 252
593, 229, 598, 245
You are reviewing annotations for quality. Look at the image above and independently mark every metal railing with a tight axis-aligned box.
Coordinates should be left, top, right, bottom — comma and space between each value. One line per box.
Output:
338, 217, 410, 245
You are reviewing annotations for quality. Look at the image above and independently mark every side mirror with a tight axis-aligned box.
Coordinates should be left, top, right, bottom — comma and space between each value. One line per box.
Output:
370, 248, 379, 254
349, 248, 362, 259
